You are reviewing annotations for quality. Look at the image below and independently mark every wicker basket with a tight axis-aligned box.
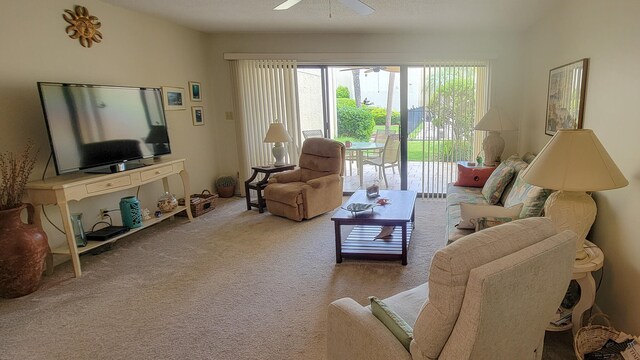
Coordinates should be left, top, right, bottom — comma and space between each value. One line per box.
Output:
177, 190, 218, 217
574, 313, 622, 359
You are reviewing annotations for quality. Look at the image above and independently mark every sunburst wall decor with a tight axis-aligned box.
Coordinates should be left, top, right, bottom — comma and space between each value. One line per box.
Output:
63, 5, 102, 48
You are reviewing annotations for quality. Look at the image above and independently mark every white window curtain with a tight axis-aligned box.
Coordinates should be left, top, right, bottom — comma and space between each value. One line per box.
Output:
230, 60, 302, 195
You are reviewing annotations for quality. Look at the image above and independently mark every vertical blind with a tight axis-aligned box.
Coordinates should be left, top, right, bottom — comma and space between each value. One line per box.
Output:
418, 61, 490, 198
230, 60, 301, 195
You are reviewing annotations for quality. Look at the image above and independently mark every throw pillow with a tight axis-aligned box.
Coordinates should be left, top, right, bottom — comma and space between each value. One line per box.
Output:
457, 202, 523, 229
503, 172, 554, 218
499, 156, 530, 205
369, 296, 413, 351
522, 152, 537, 164
503, 154, 530, 174
481, 163, 515, 204
453, 164, 496, 188
474, 216, 514, 231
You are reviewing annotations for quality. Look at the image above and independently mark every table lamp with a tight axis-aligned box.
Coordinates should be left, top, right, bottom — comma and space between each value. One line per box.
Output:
520, 129, 628, 262
474, 108, 517, 166
263, 122, 292, 166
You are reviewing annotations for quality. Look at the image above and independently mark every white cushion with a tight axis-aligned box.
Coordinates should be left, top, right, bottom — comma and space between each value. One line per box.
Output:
457, 203, 523, 229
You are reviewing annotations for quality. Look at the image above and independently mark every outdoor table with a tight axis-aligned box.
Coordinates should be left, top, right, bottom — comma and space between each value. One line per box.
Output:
345, 142, 384, 187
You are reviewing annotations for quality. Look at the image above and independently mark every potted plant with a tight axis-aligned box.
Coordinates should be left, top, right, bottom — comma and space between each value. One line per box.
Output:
216, 175, 236, 198
0, 142, 48, 298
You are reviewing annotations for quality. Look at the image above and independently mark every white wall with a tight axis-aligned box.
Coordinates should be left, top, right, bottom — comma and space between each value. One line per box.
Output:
207, 32, 526, 177
522, 0, 640, 333
0, 0, 215, 250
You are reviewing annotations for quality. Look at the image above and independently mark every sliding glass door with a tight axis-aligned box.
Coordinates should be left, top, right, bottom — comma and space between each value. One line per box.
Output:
298, 65, 402, 193
297, 62, 489, 196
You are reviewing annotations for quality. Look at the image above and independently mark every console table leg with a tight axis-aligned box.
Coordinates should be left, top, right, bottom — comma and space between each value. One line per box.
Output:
179, 169, 193, 221
59, 202, 82, 277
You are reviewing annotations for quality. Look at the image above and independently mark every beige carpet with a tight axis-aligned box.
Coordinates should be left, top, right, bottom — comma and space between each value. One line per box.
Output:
0, 197, 573, 359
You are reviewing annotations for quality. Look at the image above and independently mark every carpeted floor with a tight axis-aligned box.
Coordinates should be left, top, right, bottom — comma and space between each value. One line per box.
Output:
0, 197, 574, 359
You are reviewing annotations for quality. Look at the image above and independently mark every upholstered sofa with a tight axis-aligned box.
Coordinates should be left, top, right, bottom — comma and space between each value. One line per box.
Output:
446, 154, 553, 244
327, 217, 577, 360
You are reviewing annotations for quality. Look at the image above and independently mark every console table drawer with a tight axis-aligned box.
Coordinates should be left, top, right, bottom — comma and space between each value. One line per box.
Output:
140, 165, 175, 182
86, 176, 132, 193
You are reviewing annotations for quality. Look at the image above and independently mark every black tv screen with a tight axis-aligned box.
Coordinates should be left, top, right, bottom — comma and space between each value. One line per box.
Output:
37, 82, 171, 174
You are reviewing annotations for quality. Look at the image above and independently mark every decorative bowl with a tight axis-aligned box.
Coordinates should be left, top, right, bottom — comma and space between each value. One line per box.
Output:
342, 202, 377, 215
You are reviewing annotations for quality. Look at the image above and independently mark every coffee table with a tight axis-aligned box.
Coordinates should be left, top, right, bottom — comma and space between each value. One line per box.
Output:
331, 190, 417, 265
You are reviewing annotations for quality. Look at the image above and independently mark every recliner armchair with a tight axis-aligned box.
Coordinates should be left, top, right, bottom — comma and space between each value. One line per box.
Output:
327, 217, 576, 360
264, 138, 345, 221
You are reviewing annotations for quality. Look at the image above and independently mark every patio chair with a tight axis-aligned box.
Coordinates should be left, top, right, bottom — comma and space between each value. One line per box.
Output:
363, 134, 400, 188
366, 129, 396, 159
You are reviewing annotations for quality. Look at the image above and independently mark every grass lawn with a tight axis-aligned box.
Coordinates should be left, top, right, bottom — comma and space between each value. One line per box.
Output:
334, 125, 470, 162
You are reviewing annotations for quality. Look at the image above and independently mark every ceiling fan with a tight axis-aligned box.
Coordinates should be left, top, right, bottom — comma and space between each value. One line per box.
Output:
274, 0, 375, 16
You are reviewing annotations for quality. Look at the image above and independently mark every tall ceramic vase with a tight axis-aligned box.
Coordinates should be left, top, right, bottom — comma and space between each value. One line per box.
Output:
0, 204, 49, 298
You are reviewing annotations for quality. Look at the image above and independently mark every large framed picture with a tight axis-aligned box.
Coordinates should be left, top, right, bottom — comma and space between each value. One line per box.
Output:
545, 58, 589, 136
191, 106, 204, 126
189, 81, 202, 102
162, 86, 186, 111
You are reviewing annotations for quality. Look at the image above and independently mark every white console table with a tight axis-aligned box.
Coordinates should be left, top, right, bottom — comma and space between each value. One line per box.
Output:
25, 158, 193, 278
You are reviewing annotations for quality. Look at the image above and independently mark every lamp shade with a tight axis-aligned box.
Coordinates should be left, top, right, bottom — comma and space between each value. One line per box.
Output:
263, 122, 292, 143
474, 108, 517, 132
520, 129, 628, 191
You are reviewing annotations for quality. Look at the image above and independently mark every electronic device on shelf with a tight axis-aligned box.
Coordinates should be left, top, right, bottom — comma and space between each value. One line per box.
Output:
86, 226, 129, 241
37, 82, 172, 175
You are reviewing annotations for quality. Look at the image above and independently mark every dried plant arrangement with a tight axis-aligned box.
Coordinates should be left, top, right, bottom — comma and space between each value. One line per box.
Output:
0, 142, 38, 211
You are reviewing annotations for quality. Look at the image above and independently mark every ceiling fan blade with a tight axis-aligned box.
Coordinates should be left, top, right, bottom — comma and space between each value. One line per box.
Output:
340, 67, 372, 72
382, 66, 401, 73
274, 0, 304, 10
338, 0, 375, 16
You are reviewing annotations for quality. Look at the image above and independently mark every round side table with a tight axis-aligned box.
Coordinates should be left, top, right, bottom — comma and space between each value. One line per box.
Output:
547, 240, 604, 334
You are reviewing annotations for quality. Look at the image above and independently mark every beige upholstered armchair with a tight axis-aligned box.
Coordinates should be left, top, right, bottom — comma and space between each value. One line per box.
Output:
327, 217, 576, 360
264, 138, 345, 221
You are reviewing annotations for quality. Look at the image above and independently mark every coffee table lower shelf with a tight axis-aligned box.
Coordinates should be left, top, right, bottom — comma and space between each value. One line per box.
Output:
341, 225, 413, 261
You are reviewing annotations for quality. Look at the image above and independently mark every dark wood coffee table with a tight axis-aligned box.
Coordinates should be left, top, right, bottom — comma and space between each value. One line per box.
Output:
331, 190, 417, 265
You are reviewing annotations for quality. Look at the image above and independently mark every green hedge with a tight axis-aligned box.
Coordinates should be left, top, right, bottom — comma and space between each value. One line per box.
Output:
368, 107, 400, 126
337, 106, 375, 140
336, 86, 350, 99
337, 98, 356, 108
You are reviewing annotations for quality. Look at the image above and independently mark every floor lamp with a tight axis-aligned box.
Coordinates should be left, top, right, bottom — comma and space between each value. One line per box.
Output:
264, 122, 292, 167
474, 108, 517, 166
520, 129, 628, 262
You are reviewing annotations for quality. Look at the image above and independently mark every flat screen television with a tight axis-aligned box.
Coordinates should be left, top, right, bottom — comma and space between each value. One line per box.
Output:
37, 82, 171, 175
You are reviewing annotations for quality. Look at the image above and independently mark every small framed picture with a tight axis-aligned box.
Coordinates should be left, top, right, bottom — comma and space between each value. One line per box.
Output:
162, 87, 186, 111
189, 81, 202, 102
191, 106, 204, 126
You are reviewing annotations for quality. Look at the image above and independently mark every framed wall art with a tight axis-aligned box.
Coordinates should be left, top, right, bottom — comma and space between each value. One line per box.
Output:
191, 106, 204, 126
162, 86, 186, 111
545, 58, 589, 136
189, 81, 202, 102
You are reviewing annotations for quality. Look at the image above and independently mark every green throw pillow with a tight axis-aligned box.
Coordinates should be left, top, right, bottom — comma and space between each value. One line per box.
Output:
369, 296, 413, 351
481, 163, 515, 205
